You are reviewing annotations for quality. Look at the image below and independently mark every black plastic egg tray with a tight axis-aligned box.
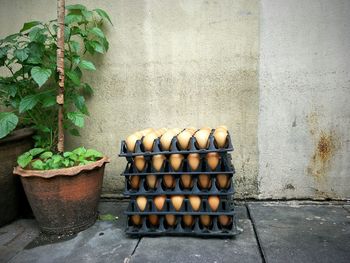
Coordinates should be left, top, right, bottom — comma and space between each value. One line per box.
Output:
120, 130, 240, 237
119, 131, 234, 157
122, 153, 235, 175
125, 214, 240, 237
125, 196, 235, 215
124, 173, 234, 196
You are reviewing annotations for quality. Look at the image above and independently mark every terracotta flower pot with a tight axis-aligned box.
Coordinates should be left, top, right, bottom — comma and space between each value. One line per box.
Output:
13, 157, 109, 235
0, 128, 34, 226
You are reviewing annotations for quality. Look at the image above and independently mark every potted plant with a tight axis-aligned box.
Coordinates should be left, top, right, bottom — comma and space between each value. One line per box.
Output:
11, 3, 111, 235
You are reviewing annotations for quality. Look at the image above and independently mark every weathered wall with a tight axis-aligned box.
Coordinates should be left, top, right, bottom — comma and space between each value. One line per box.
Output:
258, 0, 350, 199
1, 0, 349, 200
0, 0, 259, 197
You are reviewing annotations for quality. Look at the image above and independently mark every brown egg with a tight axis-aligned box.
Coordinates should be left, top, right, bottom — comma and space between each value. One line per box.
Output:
180, 174, 192, 188
171, 195, 184, 211
177, 130, 192, 150
200, 127, 212, 132
125, 133, 140, 152
146, 174, 157, 189
200, 215, 211, 227
136, 196, 148, 211
198, 174, 211, 189
139, 128, 154, 136
129, 175, 140, 189
165, 214, 176, 226
208, 196, 220, 212
171, 128, 182, 135
182, 215, 194, 227
163, 174, 175, 188
189, 195, 201, 211
213, 129, 228, 148
218, 215, 232, 227
216, 174, 229, 189
194, 129, 210, 149
157, 128, 168, 135
206, 152, 220, 170
142, 132, 158, 151
153, 195, 166, 211
131, 215, 142, 226
188, 153, 200, 171
134, 156, 146, 171
152, 154, 166, 171
133, 131, 143, 139
216, 125, 228, 131
154, 130, 163, 137
148, 215, 159, 226
186, 127, 197, 135
160, 130, 175, 151
169, 154, 184, 171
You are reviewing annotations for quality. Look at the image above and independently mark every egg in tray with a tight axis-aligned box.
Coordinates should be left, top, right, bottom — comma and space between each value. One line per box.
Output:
119, 126, 240, 237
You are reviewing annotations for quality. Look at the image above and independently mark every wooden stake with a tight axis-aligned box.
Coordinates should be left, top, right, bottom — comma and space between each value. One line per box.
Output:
57, 0, 65, 153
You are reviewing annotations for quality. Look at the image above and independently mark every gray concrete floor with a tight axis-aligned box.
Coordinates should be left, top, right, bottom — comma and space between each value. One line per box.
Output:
0, 201, 349, 263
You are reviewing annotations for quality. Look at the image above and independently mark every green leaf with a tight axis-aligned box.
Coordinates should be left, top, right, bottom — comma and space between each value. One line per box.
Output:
82, 83, 94, 95
17, 152, 33, 168
94, 8, 113, 25
89, 27, 105, 39
20, 21, 40, 32
74, 95, 89, 115
41, 95, 56, 107
63, 151, 73, 158
85, 149, 103, 158
52, 154, 63, 164
31, 67, 52, 87
0, 112, 18, 139
66, 4, 87, 11
29, 148, 45, 157
79, 60, 96, 71
14, 48, 29, 62
29, 27, 47, 43
82, 10, 93, 21
72, 147, 87, 155
69, 41, 80, 53
65, 14, 83, 24
40, 151, 53, 159
9, 86, 17, 97
63, 151, 78, 162
64, 26, 71, 41
62, 159, 70, 167
19, 94, 40, 113
67, 111, 85, 128
66, 70, 81, 85
32, 160, 45, 170
89, 41, 105, 54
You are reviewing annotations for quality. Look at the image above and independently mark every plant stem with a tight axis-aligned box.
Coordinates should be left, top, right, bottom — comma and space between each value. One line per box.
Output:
57, 0, 65, 153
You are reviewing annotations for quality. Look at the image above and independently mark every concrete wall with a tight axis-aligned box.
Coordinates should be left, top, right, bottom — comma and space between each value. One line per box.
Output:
258, 0, 350, 199
0, 0, 349, 199
0, 0, 259, 198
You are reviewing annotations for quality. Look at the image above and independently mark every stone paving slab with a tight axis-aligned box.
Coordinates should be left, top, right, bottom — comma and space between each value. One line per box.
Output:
0, 220, 39, 263
248, 202, 350, 263
8, 222, 138, 263
129, 218, 262, 263
98, 200, 129, 229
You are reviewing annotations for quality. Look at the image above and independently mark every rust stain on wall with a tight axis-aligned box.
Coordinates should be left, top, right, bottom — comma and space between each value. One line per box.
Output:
307, 131, 337, 178
306, 111, 340, 199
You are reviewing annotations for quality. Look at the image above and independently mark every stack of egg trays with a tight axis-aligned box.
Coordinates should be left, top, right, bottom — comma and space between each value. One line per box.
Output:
119, 131, 239, 237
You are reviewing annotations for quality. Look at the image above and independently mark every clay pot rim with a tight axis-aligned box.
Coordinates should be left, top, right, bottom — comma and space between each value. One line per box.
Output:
13, 156, 110, 178
0, 128, 34, 145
